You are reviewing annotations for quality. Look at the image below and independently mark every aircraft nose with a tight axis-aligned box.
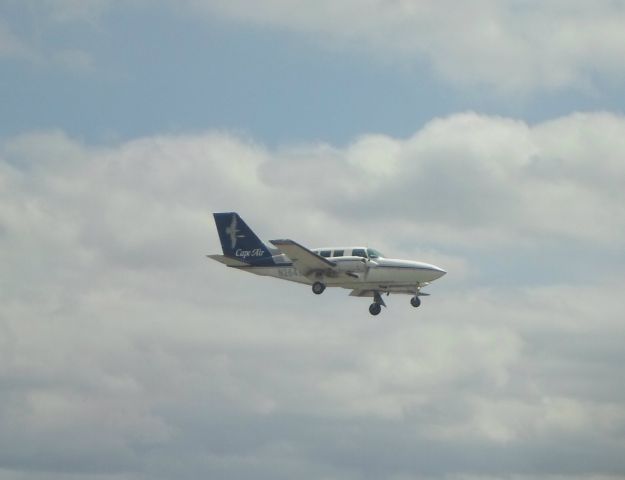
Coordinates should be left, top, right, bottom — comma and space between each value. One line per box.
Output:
432, 266, 447, 279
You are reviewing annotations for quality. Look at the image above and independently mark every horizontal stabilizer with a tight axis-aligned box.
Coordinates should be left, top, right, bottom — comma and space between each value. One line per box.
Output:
206, 254, 249, 267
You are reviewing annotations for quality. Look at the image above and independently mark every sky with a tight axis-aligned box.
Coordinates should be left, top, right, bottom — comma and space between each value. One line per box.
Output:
1, 1, 625, 479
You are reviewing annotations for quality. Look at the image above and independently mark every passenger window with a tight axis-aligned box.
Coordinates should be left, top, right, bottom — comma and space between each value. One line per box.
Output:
352, 248, 367, 258
333, 249, 344, 257
320, 250, 331, 257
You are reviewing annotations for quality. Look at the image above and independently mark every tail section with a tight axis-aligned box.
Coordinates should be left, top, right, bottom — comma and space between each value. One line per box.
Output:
213, 212, 274, 265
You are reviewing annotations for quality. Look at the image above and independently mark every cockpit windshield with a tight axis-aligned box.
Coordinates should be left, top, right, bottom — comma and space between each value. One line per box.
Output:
366, 248, 384, 259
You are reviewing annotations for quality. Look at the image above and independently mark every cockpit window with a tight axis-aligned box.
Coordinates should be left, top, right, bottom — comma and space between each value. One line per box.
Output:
367, 248, 384, 259
352, 248, 367, 258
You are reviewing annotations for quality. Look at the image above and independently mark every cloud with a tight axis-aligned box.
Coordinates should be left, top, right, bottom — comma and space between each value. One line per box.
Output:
190, 0, 625, 93
0, 21, 36, 61
0, 3, 98, 72
23, 0, 120, 23
1, 114, 625, 478
258, 112, 625, 253
6, 1, 625, 94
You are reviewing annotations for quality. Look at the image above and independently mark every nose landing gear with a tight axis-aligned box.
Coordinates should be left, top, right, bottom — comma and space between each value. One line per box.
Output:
410, 295, 421, 308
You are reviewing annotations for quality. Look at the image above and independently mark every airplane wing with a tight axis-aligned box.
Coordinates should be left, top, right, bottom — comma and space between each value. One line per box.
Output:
270, 239, 336, 276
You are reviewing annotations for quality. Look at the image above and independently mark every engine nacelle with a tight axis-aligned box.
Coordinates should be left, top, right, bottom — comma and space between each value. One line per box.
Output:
333, 256, 368, 273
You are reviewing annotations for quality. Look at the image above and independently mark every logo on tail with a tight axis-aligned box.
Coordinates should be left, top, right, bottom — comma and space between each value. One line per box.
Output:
225, 213, 244, 248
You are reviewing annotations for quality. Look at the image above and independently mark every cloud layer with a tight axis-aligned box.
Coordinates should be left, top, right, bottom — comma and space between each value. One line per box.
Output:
1, 112, 625, 479
194, 0, 625, 93
6, 1, 625, 93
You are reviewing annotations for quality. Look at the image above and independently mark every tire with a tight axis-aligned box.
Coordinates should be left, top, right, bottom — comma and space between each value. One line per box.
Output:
312, 281, 326, 295
369, 303, 382, 315
410, 296, 421, 308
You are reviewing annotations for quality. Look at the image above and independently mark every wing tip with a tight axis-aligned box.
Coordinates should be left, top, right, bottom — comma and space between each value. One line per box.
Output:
269, 239, 294, 246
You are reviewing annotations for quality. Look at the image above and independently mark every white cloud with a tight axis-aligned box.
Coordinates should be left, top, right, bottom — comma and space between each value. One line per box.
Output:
0, 3, 99, 71
257, 111, 625, 251
7, 0, 625, 93
190, 0, 625, 93
0, 21, 36, 61
29, 0, 121, 23
1, 114, 625, 478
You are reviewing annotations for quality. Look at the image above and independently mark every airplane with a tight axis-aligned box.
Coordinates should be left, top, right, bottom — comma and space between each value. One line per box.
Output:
208, 212, 446, 315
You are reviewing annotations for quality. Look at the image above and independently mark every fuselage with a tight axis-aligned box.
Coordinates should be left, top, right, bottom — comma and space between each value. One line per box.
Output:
236, 246, 446, 292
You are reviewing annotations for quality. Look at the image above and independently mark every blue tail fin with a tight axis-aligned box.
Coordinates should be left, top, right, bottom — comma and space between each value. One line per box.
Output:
213, 212, 274, 265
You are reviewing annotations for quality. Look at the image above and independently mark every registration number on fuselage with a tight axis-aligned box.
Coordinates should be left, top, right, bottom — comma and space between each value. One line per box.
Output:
278, 267, 299, 278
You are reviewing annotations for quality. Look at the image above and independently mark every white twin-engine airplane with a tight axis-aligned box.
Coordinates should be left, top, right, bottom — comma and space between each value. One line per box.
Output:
208, 212, 446, 315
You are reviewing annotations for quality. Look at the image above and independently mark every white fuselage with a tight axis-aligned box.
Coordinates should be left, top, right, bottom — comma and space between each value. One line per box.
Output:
235, 246, 446, 293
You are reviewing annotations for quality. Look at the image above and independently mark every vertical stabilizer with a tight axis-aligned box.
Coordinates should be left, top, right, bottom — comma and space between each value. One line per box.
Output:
213, 212, 274, 265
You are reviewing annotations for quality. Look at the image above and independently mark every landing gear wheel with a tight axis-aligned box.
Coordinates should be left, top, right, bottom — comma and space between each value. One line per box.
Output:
312, 281, 326, 295
410, 296, 421, 308
369, 303, 382, 316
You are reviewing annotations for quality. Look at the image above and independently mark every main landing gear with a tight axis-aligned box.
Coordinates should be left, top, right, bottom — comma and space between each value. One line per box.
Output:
312, 281, 326, 295
312, 283, 425, 315
369, 303, 381, 315
369, 292, 386, 316
368, 292, 423, 315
